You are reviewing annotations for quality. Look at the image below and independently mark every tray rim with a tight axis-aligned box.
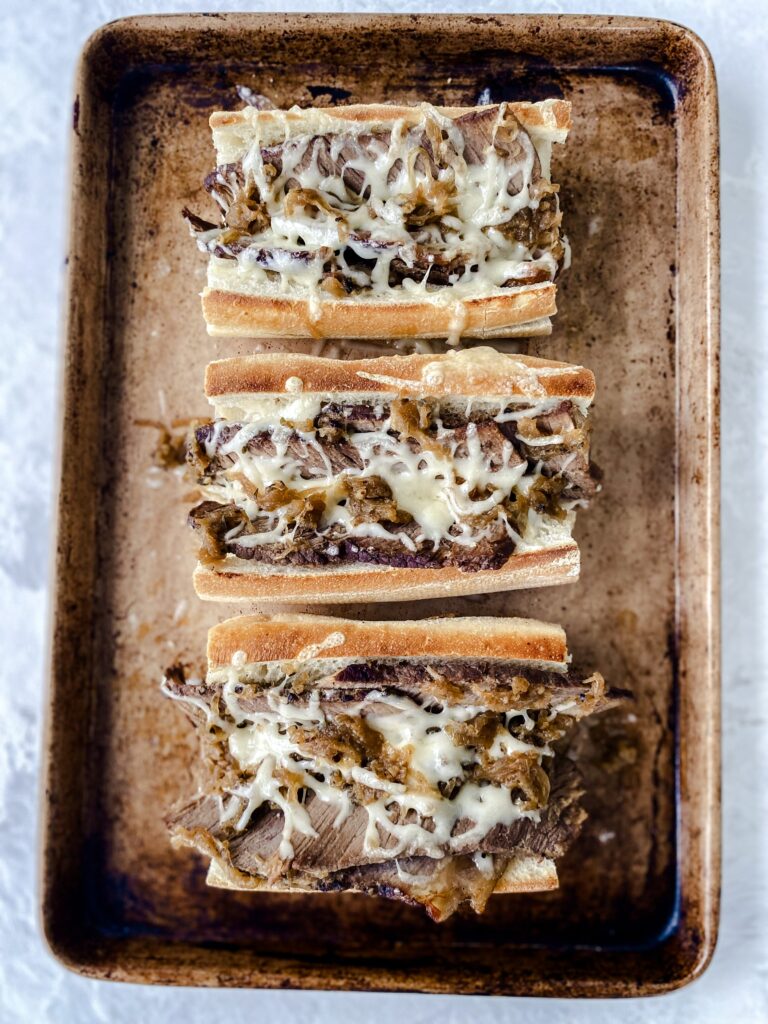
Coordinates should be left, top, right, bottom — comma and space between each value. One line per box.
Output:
39, 10, 721, 997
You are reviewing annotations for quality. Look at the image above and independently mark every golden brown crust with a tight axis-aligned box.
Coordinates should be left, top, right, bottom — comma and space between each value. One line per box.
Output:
194, 543, 579, 608
201, 284, 557, 341
205, 349, 595, 401
209, 100, 572, 135
206, 612, 569, 669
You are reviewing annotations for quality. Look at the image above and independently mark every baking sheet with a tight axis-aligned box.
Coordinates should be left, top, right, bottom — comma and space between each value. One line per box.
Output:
41, 13, 719, 996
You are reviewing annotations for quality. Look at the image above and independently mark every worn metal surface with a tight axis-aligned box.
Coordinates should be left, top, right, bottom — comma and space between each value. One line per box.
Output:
40, 13, 719, 996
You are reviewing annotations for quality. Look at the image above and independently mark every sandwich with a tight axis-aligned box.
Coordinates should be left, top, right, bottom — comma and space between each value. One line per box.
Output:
164, 614, 624, 921
183, 100, 572, 341
187, 347, 598, 603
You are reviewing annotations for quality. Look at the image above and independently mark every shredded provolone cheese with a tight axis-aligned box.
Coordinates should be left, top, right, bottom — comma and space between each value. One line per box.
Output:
201, 389, 582, 553
174, 655, 551, 862
201, 102, 565, 310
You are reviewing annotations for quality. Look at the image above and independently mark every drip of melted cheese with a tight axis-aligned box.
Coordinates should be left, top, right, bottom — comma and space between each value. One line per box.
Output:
186, 657, 550, 862
207, 103, 558, 305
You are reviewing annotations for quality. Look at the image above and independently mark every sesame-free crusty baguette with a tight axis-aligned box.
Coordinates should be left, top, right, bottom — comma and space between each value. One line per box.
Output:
187, 348, 597, 603
186, 100, 572, 341
165, 613, 623, 920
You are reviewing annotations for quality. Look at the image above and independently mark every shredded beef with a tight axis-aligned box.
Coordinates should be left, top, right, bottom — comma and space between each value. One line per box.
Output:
215, 516, 514, 572
169, 758, 583, 875
184, 104, 564, 296
188, 391, 596, 567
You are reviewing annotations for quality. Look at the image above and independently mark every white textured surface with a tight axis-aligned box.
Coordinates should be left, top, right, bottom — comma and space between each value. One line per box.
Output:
0, 0, 765, 1019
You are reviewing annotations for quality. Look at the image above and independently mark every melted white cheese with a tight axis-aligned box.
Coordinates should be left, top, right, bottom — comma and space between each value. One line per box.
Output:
201, 657, 550, 862
202, 384, 586, 554
207, 103, 561, 308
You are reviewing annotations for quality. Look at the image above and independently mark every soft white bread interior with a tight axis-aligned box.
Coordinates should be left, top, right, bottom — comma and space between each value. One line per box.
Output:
491, 853, 559, 893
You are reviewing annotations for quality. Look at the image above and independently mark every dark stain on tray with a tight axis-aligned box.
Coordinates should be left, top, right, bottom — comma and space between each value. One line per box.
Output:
307, 83, 353, 102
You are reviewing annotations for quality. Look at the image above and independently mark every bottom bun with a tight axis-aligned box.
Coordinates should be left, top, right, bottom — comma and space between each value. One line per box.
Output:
201, 283, 556, 340
205, 852, 558, 897
193, 544, 580, 603
492, 853, 559, 893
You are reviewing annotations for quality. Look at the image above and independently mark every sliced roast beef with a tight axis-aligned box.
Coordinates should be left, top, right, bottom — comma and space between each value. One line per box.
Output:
164, 663, 626, 739
196, 428, 365, 479
219, 518, 514, 572
315, 403, 388, 433
168, 794, 222, 836
189, 501, 254, 563
168, 758, 583, 877
316, 851, 512, 920
167, 796, 516, 919
330, 660, 623, 711
262, 131, 391, 197
541, 448, 601, 503
185, 100, 566, 306
455, 107, 541, 193
256, 107, 535, 201
187, 390, 595, 567
478, 760, 585, 859
452, 421, 525, 470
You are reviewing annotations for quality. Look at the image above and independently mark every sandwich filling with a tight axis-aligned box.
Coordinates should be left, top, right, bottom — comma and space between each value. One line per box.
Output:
165, 650, 621, 919
184, 103, 568, 313
188, 387, 597, 573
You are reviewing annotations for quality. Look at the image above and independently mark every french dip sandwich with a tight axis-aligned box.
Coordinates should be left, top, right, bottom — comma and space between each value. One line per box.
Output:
188, 348, 598, 603
165, 614, 624, 921
184, 100, 571, 340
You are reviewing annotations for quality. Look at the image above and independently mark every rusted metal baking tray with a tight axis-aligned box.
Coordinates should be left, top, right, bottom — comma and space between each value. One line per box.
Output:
41, 13, 720, 996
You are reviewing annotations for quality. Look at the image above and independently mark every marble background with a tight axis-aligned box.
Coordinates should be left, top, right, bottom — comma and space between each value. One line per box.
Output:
1, 0, 765, 1020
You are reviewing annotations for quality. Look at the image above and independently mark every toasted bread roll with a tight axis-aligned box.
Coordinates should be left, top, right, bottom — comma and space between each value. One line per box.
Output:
187, 348, 598, 603
165, 614, 624, 920
185, 100, 572, 340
